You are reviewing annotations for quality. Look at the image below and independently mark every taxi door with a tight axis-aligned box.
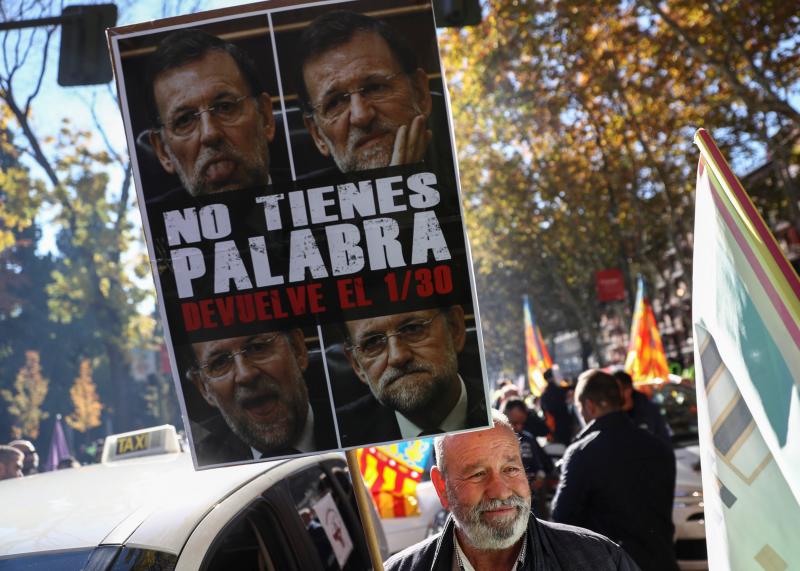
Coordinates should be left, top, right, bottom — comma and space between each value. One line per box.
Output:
176, 457, 383, 571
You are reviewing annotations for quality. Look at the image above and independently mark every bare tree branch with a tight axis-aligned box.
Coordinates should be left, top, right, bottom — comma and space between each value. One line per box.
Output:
24, 27, 54, 112
84, 91, 125, 164
81, 88, 135, 254
4, 88, 59, 187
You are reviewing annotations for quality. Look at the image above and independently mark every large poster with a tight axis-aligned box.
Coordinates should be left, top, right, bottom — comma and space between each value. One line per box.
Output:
108, 0, 491, 469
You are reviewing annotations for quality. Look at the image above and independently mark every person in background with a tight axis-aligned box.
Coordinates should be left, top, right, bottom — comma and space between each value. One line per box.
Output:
9, 439, 39, 475
491, 379, 521, 410
501, 398, 555, 518
613, 370, 672, 445
57, 456, 81, 470
0, 445, 24, 481
540, 367, 574, 445
552, 369, 678, 571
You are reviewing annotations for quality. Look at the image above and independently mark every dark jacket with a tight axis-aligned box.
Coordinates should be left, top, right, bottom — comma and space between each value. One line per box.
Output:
519, 430, 554, 478
629, 390, 672, 445
192, 393, 338, 467
385, 512, 640, 571
540, 382, 573, 444
551, 411, 678, 571
335, 375, 489, 447
524, 411, 551, 438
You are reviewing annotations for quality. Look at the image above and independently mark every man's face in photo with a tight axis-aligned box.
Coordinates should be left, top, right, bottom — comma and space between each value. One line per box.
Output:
302, 31, 432, 173
150, 49, 276, 196
345, 307, 465, 417
190, 331, 309, 453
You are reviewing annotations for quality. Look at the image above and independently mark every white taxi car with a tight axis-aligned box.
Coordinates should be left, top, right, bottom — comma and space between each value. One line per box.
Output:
0, 425, 387, 570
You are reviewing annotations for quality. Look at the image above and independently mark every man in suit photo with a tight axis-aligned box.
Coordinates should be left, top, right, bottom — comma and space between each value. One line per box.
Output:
335, 305, 489, 446
295, 10, 434, 174
146, 29, 278, 200
186, 329, 337, 466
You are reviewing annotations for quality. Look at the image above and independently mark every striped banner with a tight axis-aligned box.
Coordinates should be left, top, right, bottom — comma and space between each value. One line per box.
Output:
692, 128, 800, 570
357, 439, 433, 518
624, 275, 670, 382
524, 295, 552, 396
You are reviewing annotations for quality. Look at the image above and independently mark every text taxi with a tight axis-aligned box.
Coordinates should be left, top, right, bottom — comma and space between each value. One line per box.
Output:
0, 425, 387, 570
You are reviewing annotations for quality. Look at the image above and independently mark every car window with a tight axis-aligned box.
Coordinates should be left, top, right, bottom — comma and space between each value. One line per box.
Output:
0, 549, 92, 571
287, 464, 371, 571
108, 546, 178, 571
202, 501, 292, 571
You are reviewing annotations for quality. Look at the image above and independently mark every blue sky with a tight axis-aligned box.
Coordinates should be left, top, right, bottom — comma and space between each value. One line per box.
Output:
10, 1, 251, 254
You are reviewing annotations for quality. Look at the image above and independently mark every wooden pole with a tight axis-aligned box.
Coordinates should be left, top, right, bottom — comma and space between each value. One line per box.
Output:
346, 449, 385, 571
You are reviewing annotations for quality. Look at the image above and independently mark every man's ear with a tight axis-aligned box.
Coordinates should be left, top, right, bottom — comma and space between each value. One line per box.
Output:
446, 305, 467, 352
257, 92, 276, 143
187, 369, 216, 408
430, 466, 449, 509
303, 115, 331, 157
411, 68, 432, 117
582, 398, 599, 421
149, 129, 176, 174
288, 328, 308, 372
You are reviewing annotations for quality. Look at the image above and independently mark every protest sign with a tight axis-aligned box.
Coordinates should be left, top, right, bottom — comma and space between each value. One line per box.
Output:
108, 0, 491, 468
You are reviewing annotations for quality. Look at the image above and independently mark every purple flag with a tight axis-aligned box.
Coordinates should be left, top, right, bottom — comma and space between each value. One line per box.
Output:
45, 415, 71, 471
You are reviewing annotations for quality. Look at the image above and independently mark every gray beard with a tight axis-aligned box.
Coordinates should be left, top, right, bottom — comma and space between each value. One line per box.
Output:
215, 374, 308, 454
449, 493, 531, 551
167, 136, 270, 196
323, 126, 393, 173
370, 348, 459, 417
318, 101, 424, 173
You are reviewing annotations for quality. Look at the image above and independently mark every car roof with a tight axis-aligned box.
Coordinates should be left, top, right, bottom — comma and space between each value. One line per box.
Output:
0, 450, 291, 558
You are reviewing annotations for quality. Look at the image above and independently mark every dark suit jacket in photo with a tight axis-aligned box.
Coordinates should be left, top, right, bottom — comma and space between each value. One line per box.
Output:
334, 374, 489, 447
192, 392, 338, 467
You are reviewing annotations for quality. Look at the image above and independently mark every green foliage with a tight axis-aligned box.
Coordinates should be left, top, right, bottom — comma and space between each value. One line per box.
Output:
439, 0, 799, 377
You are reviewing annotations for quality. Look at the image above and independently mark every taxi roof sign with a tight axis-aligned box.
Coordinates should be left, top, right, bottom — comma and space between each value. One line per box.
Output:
102, 424, 181, 463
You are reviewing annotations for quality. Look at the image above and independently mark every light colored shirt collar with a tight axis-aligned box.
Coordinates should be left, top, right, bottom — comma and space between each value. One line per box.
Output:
453, 527, 527, 571
251, 402, 315, 459
396, 376, 468, 439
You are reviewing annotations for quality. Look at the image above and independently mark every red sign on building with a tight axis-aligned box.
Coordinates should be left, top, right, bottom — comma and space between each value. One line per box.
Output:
595, 269, 626, 302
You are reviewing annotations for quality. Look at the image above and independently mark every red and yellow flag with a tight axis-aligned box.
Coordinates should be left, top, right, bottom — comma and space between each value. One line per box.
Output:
357, 439, 433, 518
624, 276, 669, 382
524, 296, 552, 396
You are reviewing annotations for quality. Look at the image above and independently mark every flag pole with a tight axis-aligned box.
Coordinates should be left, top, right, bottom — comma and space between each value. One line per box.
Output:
346, 449, 385, 571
